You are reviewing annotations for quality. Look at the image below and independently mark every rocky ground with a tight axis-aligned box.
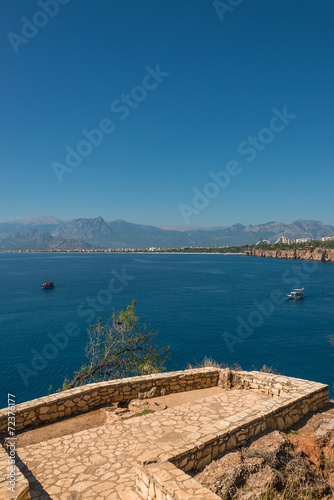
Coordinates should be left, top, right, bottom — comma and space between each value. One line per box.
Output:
196, 403, 334, 499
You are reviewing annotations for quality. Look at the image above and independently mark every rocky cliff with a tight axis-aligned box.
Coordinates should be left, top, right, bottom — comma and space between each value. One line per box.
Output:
244, 247, 334, 262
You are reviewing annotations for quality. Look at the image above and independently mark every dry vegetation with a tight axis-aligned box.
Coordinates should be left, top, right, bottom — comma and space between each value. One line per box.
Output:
187, 357, 242, 371
196, 431, 332, 499
196, 404, 334, 500
187, 357, 279, 375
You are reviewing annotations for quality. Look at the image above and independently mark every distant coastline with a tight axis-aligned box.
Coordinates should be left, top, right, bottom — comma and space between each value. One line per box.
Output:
0, 250, 244, 255
1, 240, 334, 261
2, 247, 334, 261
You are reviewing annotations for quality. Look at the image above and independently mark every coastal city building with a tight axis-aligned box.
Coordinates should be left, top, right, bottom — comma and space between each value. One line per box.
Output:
275, 236, 288, 244
322, 236, 334, 241
295, 238, 312, 243
255, 239, 271, 245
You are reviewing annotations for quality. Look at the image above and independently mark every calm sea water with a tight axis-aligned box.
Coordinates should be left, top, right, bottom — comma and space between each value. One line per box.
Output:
1, 253, 334, 405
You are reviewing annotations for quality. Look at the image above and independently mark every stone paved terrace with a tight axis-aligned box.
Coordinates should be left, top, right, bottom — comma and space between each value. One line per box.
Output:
1, 369, 328, 500
9, 387, 270, 499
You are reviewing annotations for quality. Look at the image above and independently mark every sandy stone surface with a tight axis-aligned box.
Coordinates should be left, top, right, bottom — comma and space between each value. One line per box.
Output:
13, 388, 269, 499
16, 408, 108, 447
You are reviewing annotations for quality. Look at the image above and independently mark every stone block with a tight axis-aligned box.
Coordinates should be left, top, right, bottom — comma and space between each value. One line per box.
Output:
201, 446, 212, 458
196, 453, 212, 470
284, 415, 293, 427
212, 445, 219, 460
184, 459, 195, 472
177, 457, 187, 469
277, 417, 284, 430
39, 414, 51, 421
226, 435, 237, 450
137, 470, 150, 487
218, 442, 226, 454
149, 480, 156, 498
64, 400, 75, 407
156, 488, 167, 500
139, 481, 149, 498
292, 413, 300, 424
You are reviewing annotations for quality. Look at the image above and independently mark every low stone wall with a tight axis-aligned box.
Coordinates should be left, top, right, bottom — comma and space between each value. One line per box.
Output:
137, 461, 221, 500
0, 368, 219, 435
0, 447, 30, 500
219, 369, 309, 396
136, 370, 329, 500
0, 368, 328, 500
169, 388, 328, 472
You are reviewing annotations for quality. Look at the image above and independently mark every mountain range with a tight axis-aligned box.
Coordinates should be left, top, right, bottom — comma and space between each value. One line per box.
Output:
0, 227, 93, 251
0, 216, 333, 250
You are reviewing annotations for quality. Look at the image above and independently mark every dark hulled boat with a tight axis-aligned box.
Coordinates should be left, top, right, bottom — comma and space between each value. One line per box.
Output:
41, 277, 55, 289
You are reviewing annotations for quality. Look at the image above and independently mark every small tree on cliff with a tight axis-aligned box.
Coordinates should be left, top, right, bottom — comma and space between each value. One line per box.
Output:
63, 301, 169, 389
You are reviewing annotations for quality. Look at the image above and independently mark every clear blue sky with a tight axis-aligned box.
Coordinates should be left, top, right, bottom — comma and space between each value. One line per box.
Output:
1, 0, 333, 227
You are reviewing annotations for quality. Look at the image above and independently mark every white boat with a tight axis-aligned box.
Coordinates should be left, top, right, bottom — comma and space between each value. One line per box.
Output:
286, 288, 305, 300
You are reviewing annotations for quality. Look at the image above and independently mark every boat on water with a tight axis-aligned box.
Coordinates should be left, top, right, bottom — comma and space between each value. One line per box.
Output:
286, 288, 304, 300
41, 277, 55, 289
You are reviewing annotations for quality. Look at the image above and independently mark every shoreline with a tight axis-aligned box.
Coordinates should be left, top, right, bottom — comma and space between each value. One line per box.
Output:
0, 251, 244, 255
1, 249, 333, 262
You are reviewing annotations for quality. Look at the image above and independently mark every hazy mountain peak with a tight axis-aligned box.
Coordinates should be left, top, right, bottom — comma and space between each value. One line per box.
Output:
11, 215, 62, 225
0, 216, 333, 249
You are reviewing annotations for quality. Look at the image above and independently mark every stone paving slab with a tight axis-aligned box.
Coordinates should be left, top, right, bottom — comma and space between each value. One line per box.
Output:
13, 389, 269, 499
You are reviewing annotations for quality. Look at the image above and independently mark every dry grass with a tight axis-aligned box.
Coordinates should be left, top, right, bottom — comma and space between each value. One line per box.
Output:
187, 357, 242, 371
187, 358, 280, 375
245, 447, 331, 499
257, 364, 281, 374
199, 433, 332, 500
259, 473, 331, 499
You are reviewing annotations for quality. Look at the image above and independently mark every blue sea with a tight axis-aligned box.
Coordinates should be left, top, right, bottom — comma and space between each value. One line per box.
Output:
1, 253, 334, 405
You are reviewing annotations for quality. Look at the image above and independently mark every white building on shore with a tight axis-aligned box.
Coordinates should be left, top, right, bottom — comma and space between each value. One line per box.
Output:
322, 236, 334, 241
255, 239, 271, 245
